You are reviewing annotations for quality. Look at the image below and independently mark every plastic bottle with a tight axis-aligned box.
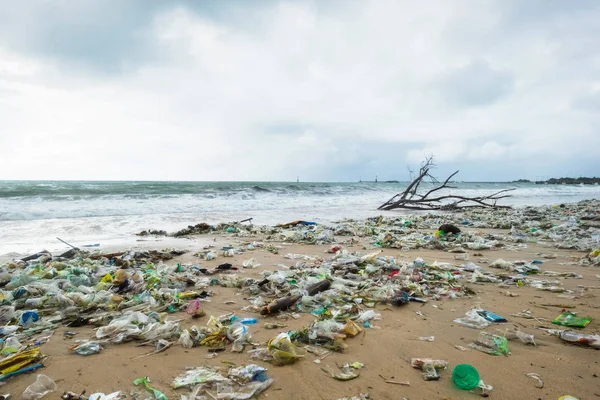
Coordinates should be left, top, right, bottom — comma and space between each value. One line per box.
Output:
558, 331, 600, 349
474, 332, 509, 355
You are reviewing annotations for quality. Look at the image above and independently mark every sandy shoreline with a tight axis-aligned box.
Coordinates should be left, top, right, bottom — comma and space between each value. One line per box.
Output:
0, 202, 599, 400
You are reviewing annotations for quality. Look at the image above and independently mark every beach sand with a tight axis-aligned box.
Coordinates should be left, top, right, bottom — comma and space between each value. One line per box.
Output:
2, 227, 599, 400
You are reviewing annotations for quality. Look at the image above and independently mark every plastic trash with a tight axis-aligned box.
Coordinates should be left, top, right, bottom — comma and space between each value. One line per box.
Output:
231, 317, 257, 325
553, 330, 600, 349
71, 341, 102, 356
1, 336, 21, 355
552, 312, 592, 328
172, 367, 230, 388
228, 364, 268, 383
133, 377, 167, 400
227, 323, 248, 341
185, 300, 206, 318
357, 310, 380, 323
342, 319, 363, 337
218, 379, 273, 400
453, 309, 491, 329
410, 358, 448, 381
20, 311, 39, 327
0, 325, 18, 336
390, 291, 409, 306
87, 392, 122, 400
178, 329, 194, 349
526, 372, 544, 388
452, 364, 480, 390
242, 258, 261, 268
22, 374, 57, 400
505, 329, 537, 346
470, 332, 510, 356
267, 332, 304, 365
418, 336, 435, 342
477, 310, 507, 323
321, 364, 360, 381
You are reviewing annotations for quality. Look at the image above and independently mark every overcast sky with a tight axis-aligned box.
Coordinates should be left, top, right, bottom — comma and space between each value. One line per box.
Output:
1, 0, 599, 182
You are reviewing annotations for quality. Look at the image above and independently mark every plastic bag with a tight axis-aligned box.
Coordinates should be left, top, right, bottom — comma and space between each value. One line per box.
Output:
133, 377, 167, 400
267, 333, 304, 365
228, 364, 268, 384
179, 330, 194, 349
88, 392, 123, 400
1, 336, 21, 355
489, 259, 514, 271
242, 259, 261, 268
342, 319, 363, 337
552, 312, 592, 328
453, 309, 491, 329
71, 341, 102, 356
22, 374, 56, 400
172, 367, 230, 388
357, 310, 381, 323
217, 379, 273, 400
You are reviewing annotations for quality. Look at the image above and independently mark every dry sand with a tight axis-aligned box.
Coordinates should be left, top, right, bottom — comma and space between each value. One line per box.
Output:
2, 229, 599, 400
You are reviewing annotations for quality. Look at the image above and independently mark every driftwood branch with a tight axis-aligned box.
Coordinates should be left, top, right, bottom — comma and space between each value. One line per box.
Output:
378, 158, 514, 211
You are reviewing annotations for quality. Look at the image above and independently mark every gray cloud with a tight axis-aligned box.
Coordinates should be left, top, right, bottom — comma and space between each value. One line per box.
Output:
438, 60, 514, 107
0, 0, 263, 74
0, 0, 599, 181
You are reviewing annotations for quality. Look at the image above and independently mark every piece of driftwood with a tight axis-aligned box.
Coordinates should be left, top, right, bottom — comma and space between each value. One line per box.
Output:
378, 156, 514, 211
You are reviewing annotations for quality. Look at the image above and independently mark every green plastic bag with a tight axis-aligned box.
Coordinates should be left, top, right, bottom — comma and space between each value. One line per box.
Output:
552, 312, 592, 328
133, 377, 167, 400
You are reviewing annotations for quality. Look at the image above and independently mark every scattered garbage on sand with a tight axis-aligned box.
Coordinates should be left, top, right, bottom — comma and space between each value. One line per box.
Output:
0, 199, 598, 398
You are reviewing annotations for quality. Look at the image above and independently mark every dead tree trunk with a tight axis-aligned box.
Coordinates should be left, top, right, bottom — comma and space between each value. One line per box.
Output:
378, 157, 514, 211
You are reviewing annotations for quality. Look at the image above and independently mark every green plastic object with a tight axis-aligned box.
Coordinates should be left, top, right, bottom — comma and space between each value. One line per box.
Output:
133, 377, 168, 400
552, 312, 592, 328
452, 364, 480, 390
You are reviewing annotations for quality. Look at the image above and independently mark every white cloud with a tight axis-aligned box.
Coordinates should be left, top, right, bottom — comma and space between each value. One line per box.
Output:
0, 0, 599, 181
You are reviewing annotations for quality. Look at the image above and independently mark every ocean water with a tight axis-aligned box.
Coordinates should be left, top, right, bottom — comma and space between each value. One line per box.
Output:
1, 180, 599, 255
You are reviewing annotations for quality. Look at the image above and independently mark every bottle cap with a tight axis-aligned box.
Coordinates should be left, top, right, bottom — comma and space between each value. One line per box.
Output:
452, 364, 480, 390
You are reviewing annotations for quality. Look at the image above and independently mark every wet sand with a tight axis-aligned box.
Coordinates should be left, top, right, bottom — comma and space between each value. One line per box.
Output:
2, 228, 599, 400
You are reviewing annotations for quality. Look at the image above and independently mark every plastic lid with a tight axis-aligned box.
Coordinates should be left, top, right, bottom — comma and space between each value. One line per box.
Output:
452, 364, 480, 390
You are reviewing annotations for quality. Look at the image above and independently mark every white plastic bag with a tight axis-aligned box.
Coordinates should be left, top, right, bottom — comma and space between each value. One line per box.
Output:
453, 309, 490, 329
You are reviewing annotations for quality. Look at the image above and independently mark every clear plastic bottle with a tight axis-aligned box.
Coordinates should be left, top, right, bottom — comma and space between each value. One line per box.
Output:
559, 331, 600, 349
475, 332, 509, 355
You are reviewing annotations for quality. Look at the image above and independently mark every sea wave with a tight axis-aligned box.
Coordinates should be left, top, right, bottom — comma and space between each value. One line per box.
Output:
0, 180, 599, 221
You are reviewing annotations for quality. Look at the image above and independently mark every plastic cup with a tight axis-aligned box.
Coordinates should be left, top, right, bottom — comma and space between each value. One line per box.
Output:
452, 364, 480, 390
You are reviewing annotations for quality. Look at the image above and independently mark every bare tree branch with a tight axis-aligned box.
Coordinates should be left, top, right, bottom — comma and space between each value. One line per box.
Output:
378, 157, 514, 211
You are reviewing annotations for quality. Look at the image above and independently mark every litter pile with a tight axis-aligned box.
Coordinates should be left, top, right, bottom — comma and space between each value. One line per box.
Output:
0, 199, 598, 399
